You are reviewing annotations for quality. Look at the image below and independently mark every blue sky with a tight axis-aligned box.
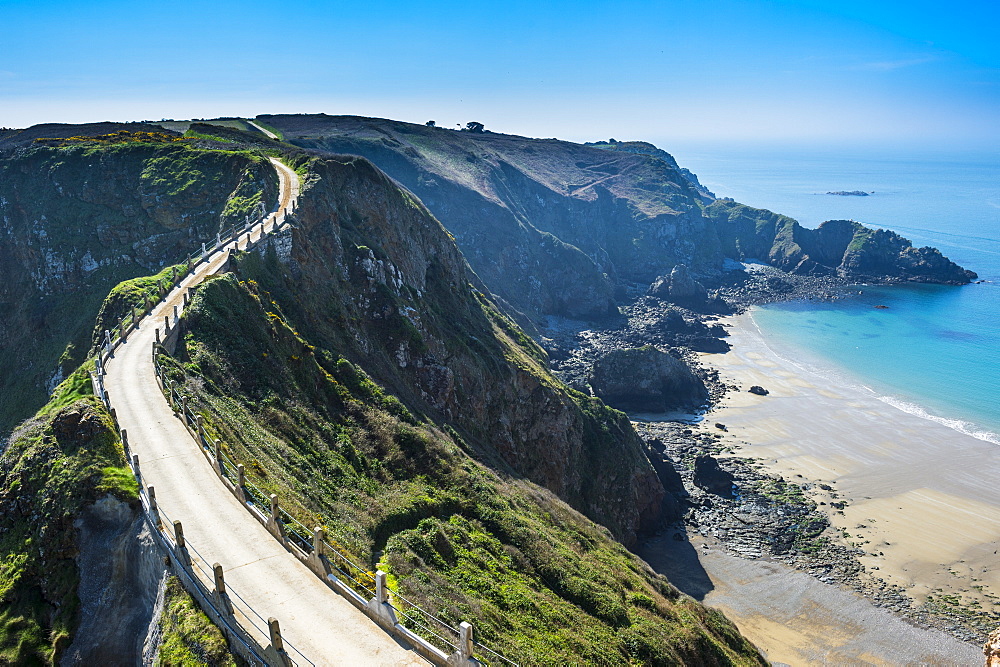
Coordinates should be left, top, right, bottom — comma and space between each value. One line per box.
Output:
1, 0, 997, 149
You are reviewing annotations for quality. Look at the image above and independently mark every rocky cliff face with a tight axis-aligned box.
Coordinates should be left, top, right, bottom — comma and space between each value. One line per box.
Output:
708, 201, 977, 284
0, 138, 277, 438
257, 114, 977, 324
259, 114, 726, 320
228, 154, 663, 543
0, 373, 139, 663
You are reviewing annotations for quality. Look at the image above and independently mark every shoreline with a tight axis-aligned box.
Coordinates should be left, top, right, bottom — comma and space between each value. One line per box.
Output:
640, 531, 983, 666
696, 310, 1000, 652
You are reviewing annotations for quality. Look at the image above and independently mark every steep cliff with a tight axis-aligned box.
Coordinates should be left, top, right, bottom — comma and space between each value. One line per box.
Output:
0, 369, 134, 663
259, 114, 725, 320
0, 136, 277, 438
707, 201, 977, 283
0, 363, 232, 663
197, 154, 662, 545
159, 153, 765, 662
257, 114, 976, 325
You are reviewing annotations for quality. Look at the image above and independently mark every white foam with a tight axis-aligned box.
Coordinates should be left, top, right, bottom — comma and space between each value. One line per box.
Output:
745, 310, 1000, 447
874, 394, 1000, 446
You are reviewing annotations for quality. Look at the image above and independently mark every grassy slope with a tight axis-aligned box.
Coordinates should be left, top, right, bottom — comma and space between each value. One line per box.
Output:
156, 576, 234, 666
0, 364, 135, 664
260, 114, 702, 216
165, 272, 762, 665
0, 140, 277, 438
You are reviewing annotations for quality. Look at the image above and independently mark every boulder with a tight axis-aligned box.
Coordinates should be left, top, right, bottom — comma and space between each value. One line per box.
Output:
648, 264, 707, 306
693, 456, 735, 498
589, 346, 707, 412
748, 385, 769, 396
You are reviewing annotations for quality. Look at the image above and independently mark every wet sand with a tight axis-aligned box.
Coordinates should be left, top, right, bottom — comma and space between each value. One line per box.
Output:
675, 311, 999, 662
641, 533, 982, 666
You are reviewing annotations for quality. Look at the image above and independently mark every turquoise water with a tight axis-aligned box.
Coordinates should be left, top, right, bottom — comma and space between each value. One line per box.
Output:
672, 144, 1000, 441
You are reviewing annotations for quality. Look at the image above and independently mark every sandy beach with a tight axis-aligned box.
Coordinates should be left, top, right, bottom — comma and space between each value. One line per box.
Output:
689, 311, 1000, 660
640, 532, 983, 666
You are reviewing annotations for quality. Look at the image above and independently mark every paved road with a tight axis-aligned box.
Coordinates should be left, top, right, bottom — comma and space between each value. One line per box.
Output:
248, 120, 280, 140
104, 159, 425, 666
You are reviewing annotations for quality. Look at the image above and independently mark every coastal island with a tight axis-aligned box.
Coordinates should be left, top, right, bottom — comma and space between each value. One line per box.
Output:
827, 190, 873, 196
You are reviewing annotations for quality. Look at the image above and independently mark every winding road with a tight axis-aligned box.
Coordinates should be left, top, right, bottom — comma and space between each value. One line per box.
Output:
103, 159, 425, 665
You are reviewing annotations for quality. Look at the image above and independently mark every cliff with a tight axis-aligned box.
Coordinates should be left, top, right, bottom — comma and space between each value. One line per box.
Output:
707, 201, 977, 284
258, 114, 725, 320
0, 130, 764, 661
256, 114, 976, 324
0, 364, 233, 663
159, 153, 764, 662
194, 153, 663, 546
0, 136, 277, 438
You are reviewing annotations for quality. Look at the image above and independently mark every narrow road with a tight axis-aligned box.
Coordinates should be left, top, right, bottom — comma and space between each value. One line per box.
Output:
248, 120, 280, 140
103, 159, 425, 665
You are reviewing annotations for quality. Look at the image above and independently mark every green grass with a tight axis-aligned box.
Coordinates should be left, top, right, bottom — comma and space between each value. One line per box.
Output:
0, 140, 279, 436
156, 577, 235, 666
161, 268, 764, 665
183, 130, 230, 144
0, 365, 133, 664
846, 227, 875, 253
91, 263, 189, 346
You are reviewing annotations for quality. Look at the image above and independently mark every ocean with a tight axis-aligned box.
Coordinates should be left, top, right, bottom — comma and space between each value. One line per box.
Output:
671, 143, 1000, 442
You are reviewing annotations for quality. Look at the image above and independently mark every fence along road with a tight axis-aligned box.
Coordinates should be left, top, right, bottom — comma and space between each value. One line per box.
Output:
102, 158, 427, 665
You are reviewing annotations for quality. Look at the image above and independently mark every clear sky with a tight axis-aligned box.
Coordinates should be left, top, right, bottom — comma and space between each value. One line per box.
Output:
1, 0, 997, 150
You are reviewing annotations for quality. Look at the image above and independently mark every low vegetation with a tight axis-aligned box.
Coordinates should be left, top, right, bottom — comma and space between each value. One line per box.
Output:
0, 365, 132, 663
0, 139, 277, 436
160, 265, 764, 663
156, 576, 235, 666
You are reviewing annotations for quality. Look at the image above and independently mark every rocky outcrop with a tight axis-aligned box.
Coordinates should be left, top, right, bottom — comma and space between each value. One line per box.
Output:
708, 202, 977, 285
62, 496, 165, 664
0, 395, 141, 663
236, 155, 664, 544
649, 264, 708, 306
589, 346, 707, 413
693, 455, 735, 498
987, 627, 1000, 667
641, 437, 687, 524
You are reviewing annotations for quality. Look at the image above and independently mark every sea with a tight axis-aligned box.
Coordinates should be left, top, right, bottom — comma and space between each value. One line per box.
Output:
670, 143, 1000, 443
